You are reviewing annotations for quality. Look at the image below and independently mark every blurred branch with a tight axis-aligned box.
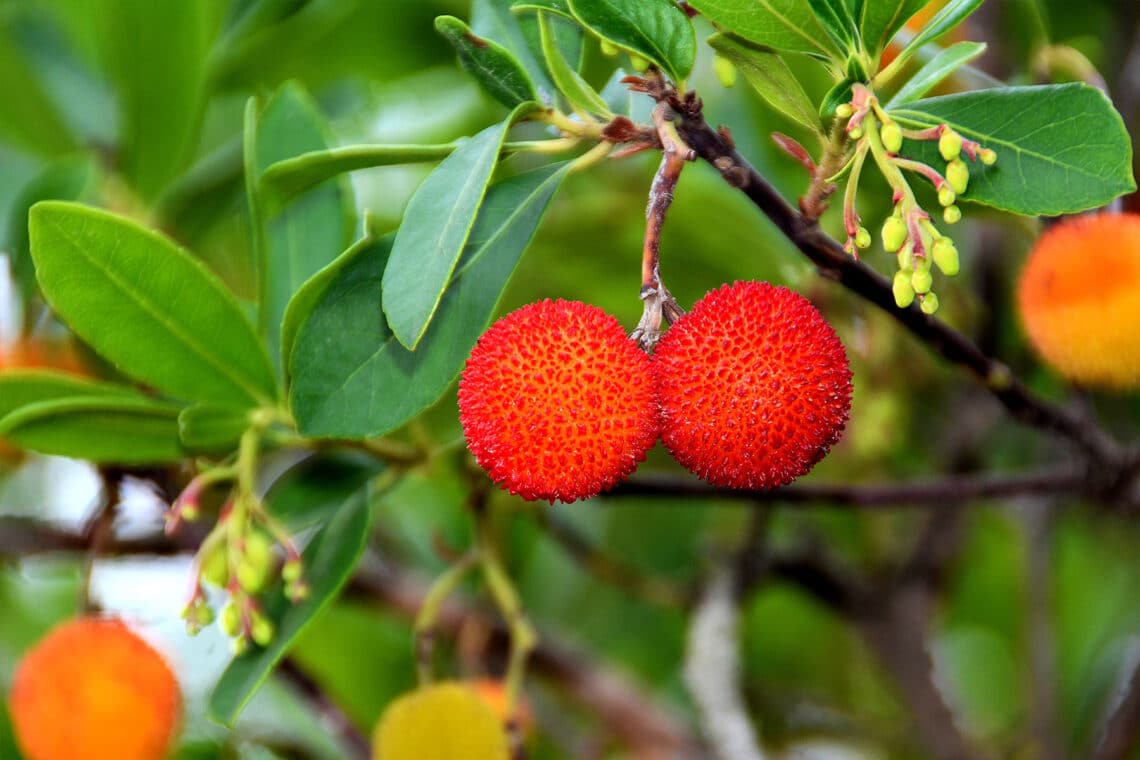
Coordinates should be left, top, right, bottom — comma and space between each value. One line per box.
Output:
1094, 659, 1140, 760
277, 658, 371, 760
610, 467, 1088, 507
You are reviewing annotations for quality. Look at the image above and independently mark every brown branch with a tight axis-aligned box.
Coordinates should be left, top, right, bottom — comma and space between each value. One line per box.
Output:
1093, 661, 1140, 760
608, 467, 1088, 508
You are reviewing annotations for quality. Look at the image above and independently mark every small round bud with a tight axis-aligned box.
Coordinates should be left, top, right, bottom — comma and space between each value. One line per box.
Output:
855, 226, 872, 249
943, 205, 962, 225
893, 271, 916, 308
835, 104, 854, 119
946, 158, 969, 195
932, 238, 960, 276
713, 54, 737, 88
911, 269, 933, 294
937, 185, 956, 207
880, 122, 903, 153
920, 293, 940, 315
282, 558, 303, 584
979, 148, 997, 165
232, 635, 249, 656
629, 54, 649, 72
939, 129, 963, 162
287, 581, 311, 602
220, 602, 242, 638
199, 542, 229, 588
237, 530, 276, 593
600, 40, 619, 57
848, 125, 864, 140
882, 216, 907, 252
250, 615, 274, 647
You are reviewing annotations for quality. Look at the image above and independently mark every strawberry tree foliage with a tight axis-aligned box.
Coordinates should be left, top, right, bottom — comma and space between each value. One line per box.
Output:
1, 0, 1137, 756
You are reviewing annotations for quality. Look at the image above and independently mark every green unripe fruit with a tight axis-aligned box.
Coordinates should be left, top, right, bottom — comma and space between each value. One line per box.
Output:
939, 129, 962, 161
979, 148, 997, 165
220, 602, 241, 638
600, 40, 619, 57
849, 125, 864, 140
920, 293, 940, 315
943, 205, 962, 225
893, 271, 916, 308
911, 269, 933, 294
855, 226, 872, 249
200, 543, 229, 588
932, 238, 960, 276
938, 185, 956, 207
946, 158, 969, 194
880, 122, 903, 153
713, 54, 737, 88
882, 216, 907, 252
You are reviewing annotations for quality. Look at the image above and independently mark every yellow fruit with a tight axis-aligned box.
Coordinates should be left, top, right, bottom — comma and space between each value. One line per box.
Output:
373, 683, 510, 760
1017, 213, 1140, 388
8, 618, 181, 760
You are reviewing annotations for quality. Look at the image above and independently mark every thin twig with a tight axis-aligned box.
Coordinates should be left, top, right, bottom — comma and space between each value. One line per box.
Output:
1093, 659, 1140, 760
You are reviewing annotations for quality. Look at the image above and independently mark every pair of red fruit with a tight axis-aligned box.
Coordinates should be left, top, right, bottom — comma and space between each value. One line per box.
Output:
459, 281, 854, 503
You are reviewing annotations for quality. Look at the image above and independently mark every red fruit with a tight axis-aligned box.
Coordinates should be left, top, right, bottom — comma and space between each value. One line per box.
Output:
459, 299, 658, 503
652, 281, 852, 489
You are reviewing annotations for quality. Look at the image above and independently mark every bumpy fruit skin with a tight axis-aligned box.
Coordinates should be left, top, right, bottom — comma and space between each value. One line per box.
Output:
8, 618, 181, 760
1017, 213, 1140, 389
459, 299, 658, 503
652, 281, 853, 489
373, 683, 509, 760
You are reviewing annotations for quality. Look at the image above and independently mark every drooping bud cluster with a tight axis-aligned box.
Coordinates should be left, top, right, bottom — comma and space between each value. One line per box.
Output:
834, 84, 995, 313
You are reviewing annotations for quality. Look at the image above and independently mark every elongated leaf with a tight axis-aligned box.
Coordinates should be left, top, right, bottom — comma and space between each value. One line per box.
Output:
266, 452, 384, 530
0, 396, 185, 464
97, 0, 220, 199
292, 163, 570, 438
208, 488, 371, 726
687, 0, 841, 60
886, 0, 982, 74
513, 0, 571, 14
0, 370, 136, 420
858, 0, 926, 57
886, 41, 985, 107
472, 0, 556, 97
519, 9, 586, 88
708, 34, 820, 133
538, 12, 609, 115
178, 404, 251, 453
567, 0, 695, 81
255, 83, 356, 374
436, 15, 539, 109
806, 0, 857, 51
28, 202, 279, 407
0, 31, 76, 156
382, 113, 520, 350
889, 84, 1136, 215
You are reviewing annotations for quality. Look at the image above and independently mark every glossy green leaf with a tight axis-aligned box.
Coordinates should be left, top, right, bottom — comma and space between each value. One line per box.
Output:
382, 113, 520, 350
208, 488, 371, 726
255, 83, 356, 374
513, 0, 572, 15
857, 0, 926, 57
687, 0, 840, 60
472, 0, 556, 97
806, 0, 857, 51
28, 202, 279, 407
889, 84, 1136, 215
884, 0, 983, 76
0, 31, 76, 156
97, 0, 220, 199
820, 77, 856, 118
0, 396, 185, 464
517, 5, 585, 82
708, 34, 820, 133
436, 15, 540, 109
886, 41, 986, 107
292, 163, 570, 438
266, 452, 384, 531
566, 0, 696, 81
538, 12, 609, 115
0, 370, 136, 420
178, 404, 251, 453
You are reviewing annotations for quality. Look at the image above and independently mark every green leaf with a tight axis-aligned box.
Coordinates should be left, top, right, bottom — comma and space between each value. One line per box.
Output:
178, 404, 251, 453
687, 0, 841, 60
381, 113, 520, 350
708, 34, 821, 133
858, 0, 926, 57
806, 0, 858, 51
472, 0, 557, 97
0, 370, 136, 420
819, 77, 856, 118
96, 0, 221, 199
566, 0, 696, 81
885, 0, 982, 75
255, 83, 356, 374
513, 0, 572, 15
208, 488, 372, 726
886, 41, 986, 107
538, 11, 609, 115
266, 452, 384, 531
292, 163, 570, 438
28, 202, 279, 407
889, 84, 1137, 216
435, 15, 540, 110
0, 30, 76, 156
0, 396, 185, 464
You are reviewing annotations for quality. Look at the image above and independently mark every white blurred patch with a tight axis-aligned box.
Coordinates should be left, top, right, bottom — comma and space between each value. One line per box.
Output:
0, 253, 20, 348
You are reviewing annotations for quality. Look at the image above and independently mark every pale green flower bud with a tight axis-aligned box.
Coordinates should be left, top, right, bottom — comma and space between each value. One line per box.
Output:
880, 122, 903, 153
939, 129, 962, 161
713, 54, 737, 88
943, 205, 962, 224
911, 269, 933, 294
938, 185, 956, 207
920, 292, 940, 315
946, 158, 969, 194
882, 215, 907, 252
893, 271, 916, 308
855, 226, 872, 249
932, 238, 960, 276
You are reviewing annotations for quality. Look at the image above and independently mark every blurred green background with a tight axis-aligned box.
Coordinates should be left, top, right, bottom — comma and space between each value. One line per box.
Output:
1, 1, 1139, 758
